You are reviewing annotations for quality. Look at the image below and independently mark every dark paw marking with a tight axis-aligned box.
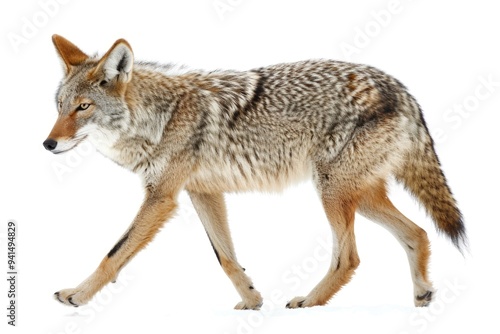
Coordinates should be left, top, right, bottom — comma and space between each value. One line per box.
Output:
240, 301, 262, 310
68, 296, 79, 307
54, 291, 79, 307
416, 291, 433, 302
54, 292, 63, 303
286, 299, 306, 309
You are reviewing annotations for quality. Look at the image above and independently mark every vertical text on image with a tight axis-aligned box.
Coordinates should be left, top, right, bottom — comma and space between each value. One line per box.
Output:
6, 221, 18, 326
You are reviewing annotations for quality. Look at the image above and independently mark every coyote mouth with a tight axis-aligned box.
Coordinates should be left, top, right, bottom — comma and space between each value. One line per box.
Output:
52, 135, 88, 154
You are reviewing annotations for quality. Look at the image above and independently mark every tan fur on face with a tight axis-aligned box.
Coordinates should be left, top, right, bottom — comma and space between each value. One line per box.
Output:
47, 113, 78, 140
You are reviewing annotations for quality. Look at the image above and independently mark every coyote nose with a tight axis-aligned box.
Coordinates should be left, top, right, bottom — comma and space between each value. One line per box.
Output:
43, 138, 58, 151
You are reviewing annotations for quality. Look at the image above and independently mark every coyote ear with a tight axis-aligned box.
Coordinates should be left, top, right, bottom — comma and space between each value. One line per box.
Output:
52, 34, 89, 74
95, 39, 134, 84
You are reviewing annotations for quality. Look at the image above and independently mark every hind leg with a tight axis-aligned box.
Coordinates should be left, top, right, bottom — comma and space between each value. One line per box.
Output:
287, 174, 360, 308
357, 180, 434, 306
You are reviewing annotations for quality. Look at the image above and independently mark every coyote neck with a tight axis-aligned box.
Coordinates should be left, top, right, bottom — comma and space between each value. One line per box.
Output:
90, 68, 202, 179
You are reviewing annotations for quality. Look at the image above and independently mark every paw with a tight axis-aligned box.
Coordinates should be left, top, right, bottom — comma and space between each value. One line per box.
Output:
54, 288, 91, 307
234, 300, 263, 310
415, 289, 435, 307
234, 290, 263, 310
286, 296, 313, 309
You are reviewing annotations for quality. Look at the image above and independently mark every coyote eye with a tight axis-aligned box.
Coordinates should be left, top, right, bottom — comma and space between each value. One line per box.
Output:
58, 101, 62, 110
77, 103, 90, 111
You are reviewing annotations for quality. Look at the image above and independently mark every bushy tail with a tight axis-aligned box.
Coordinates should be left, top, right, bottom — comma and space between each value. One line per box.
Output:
395, 127, 467, 252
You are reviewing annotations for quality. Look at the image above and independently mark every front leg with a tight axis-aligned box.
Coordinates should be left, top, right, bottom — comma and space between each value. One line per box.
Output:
189, 191, 263, 310
54, 190, 177, 307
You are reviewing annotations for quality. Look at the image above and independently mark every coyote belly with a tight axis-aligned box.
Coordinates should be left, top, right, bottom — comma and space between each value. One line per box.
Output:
44, 35, 465, 310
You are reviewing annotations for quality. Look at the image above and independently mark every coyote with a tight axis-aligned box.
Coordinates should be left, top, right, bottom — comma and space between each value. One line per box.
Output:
44, 35, 465, 309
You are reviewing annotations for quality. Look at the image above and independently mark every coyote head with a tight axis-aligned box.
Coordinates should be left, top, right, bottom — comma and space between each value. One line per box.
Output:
43, 35, 134, 154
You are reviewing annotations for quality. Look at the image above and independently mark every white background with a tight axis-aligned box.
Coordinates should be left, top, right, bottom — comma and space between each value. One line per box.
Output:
1, 0, 499, 333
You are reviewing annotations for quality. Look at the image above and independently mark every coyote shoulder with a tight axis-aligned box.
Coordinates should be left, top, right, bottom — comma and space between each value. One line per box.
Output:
45, 35, 466, 310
